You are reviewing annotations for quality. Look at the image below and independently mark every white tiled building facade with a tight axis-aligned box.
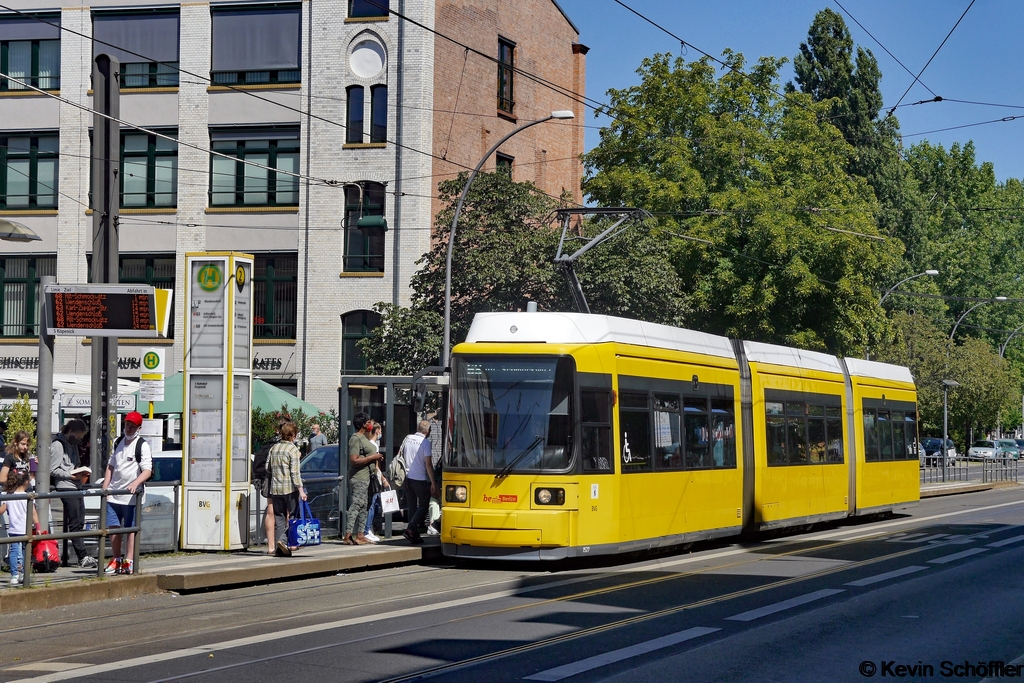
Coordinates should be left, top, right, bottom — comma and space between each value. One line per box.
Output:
0, 0, 584, 409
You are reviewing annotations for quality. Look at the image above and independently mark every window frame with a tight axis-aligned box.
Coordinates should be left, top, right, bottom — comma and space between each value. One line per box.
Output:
497, 38, 515, 115
0, 256, 55, 338
120, 130, 178, 208
210, 69, 300, 86
121, 61, 180, 88
253, 254, 298, 339
0, 38, 60, 91
580, 388, 614, 474
208, 133, 299, 208
342, 182, 386, 272
346, 85, 365, 144
862, 398, 918, 463
341, 309, 382, 375
370, 84, 387, 143
763, 389, 846, 467
348, 0, 389, 19
0, 133, 59, 209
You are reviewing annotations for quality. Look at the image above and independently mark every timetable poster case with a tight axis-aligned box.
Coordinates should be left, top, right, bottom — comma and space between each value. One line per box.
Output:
231, 376, 250, 483
188, 375, 224, 483
189, 260, 228, 369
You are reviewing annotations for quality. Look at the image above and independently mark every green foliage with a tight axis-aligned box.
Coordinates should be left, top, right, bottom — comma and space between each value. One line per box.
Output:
5, 394, 36, 451
358, 302, 443, 376
251, 406, 340, 452
583, 51, 901, 354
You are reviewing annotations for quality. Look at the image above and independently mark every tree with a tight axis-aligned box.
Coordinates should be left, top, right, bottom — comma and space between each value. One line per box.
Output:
5, 393, 36, 451
583, 51, 903, 354
358, 302, 443, 376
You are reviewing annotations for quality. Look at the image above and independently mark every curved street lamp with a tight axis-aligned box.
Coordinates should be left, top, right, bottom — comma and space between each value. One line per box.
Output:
999, 321, 1024, 358
441, 110, 576, 368
950, 297, 1008, 341
879, 269, 939, 305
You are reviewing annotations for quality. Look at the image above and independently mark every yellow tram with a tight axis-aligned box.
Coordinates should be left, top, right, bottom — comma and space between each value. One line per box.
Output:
441, 312, 919, 560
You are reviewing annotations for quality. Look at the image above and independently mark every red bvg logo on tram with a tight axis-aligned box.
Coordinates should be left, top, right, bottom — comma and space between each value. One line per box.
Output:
483, 494, 518, 504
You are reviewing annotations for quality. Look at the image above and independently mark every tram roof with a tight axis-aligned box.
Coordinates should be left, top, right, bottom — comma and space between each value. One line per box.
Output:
743, 340, 844, 375
843, 357, 914, 384
464, 312, 736, 359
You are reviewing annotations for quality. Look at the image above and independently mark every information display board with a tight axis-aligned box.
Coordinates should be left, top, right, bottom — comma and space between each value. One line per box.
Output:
45, 285, 155, 336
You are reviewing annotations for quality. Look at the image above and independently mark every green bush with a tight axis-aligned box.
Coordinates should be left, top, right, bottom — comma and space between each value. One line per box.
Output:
5, 393, 36, 451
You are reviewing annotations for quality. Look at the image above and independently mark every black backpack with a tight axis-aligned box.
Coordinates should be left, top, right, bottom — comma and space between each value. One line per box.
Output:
112, 434, 147, 464
252, 440, 275, 481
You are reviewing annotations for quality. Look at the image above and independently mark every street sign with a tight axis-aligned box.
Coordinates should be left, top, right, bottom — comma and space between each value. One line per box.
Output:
140, 347, 165, 377
140, 379, 165, 402
59, 393, 137, 411
44, 285, 173, 337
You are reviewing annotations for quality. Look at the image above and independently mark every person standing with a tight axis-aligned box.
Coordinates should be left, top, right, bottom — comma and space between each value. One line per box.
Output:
50, 419, 96, 568
101, 411, 152, 575
344, 413, 383, 545
265, 422, 306, 556
402, 420, 436, 545
3, 469, 39, 586
308, 423, 327, 451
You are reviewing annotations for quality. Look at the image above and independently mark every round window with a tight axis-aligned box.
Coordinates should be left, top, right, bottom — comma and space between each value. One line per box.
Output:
350, 41, 385, 79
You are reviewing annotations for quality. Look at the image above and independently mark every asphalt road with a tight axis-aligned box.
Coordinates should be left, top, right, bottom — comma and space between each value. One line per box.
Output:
3, 487, 1024, 683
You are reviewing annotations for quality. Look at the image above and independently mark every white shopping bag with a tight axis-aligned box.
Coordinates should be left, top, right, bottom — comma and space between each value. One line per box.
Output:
380, 489, 401, 514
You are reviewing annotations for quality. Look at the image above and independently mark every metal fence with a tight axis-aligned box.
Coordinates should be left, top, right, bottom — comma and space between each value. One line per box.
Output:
983, 457, 1020, 483
920, 457, 970, 484
0, 486, 143, 588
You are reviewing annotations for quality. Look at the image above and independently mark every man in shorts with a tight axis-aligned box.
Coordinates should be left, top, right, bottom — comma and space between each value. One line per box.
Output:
101, 411, 152, 575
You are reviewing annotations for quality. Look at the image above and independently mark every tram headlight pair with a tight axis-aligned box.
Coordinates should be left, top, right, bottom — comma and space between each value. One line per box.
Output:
445, 485, 468, 503
534, 487, 565, 506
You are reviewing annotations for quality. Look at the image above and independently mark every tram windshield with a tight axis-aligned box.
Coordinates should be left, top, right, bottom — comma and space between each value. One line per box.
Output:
449, 355, 574, 472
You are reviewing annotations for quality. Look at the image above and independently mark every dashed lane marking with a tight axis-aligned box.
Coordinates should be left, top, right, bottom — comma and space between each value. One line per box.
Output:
928, 548, 990, 564
724, 589, 846, 622
844, 566, 929, 587
522, 627, 721, 681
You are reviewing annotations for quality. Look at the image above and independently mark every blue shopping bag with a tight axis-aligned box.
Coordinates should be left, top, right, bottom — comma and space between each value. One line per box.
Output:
287, 501, 322, 547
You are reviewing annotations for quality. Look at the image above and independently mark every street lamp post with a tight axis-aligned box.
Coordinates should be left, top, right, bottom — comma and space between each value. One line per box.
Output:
879, 269, 939, 306
942, 378, 960, 482
950, 297, 1008, 341
441, 110, 575, 368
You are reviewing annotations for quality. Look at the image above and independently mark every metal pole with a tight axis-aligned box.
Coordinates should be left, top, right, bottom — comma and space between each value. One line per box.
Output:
36, 276, 55, 530
943, 385, 949, 483
441, 115, 557, 369
90, 54, 120, 482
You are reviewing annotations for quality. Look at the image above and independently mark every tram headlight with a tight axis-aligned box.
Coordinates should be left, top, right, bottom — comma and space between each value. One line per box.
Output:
534, 488, 564, 506
445, 485, 468, 503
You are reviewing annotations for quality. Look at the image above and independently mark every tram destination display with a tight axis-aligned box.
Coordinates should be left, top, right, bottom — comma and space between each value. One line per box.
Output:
45, 284, 157, 337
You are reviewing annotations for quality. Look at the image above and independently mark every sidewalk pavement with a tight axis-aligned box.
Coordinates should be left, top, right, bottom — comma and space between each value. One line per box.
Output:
0, 535, 442, 614
920, 478, 1019, 498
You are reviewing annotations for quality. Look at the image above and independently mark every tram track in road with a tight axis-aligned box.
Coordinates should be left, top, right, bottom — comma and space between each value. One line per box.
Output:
8, 494, 1024, 682
131, 504, 1024, 683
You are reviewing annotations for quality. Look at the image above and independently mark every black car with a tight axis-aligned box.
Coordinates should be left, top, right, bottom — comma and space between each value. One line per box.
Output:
920, 437, 956, 467
300, 445, 341, 529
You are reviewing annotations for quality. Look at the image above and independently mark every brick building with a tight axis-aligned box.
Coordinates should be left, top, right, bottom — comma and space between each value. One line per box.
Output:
0, 0, 584, 409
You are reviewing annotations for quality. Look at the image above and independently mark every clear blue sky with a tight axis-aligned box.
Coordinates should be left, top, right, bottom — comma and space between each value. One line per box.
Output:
557, 0, 1024, 182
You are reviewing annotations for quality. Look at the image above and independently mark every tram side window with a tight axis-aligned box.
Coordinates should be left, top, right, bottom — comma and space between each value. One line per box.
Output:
904, 411, 918, 461
619, 392, 652, 472
766, 402, 787, 465
877, 410, 894, 460
683, 397, 710, 469
581, 390, 613, 473
863, 409, 879, 461
786, 402, 809, 465
710, 398, 736, 468
808, 405, 827, 464
826, 406, 843, 462
654, 394, 683, 469
892, 411, 907, 461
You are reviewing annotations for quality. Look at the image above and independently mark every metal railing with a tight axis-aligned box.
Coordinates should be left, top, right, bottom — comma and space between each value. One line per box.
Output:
920, 456, 970, 483
983, 456, 1019, 483
1, 486, 143, 588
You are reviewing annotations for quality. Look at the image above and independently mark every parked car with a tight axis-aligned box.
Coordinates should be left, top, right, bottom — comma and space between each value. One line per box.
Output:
967, 440, 1000, 460
921, 437, 957, 467
299, 444, 342, 529
1014, 439, 1024, 457
997, 439, 1020, 459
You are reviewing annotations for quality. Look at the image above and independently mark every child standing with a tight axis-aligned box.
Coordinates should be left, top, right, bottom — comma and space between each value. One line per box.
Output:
4, 470, 39, 586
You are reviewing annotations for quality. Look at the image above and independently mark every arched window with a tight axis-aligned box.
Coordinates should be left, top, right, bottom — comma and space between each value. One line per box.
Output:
346, 86, 364, 144
341, 309, 382, 375
343, 181, 386, 272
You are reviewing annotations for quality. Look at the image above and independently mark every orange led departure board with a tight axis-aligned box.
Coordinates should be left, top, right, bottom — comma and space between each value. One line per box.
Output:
45, 285, 157, 337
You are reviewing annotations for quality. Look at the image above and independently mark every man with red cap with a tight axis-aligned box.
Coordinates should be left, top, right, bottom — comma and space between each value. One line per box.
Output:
101, 411, 152, 575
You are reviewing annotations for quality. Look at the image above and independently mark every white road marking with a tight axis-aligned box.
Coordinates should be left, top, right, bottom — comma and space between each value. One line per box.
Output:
724, 589, 845, 622
844, 565, 929, 587
809, 500, 1024, 542
897, 534, 949, 544
928, 548, 989, 564
522, 627, 720, 681
886, 533, 929, 542
988, 534, 1024, 548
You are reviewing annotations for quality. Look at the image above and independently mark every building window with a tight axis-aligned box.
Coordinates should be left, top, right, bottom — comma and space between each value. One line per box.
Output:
211, 6, 300, 85
0, 16, 60, 91
120, 255, 175, 338
0, 256, 55, 337
0, 135, 58, 209
210, 131, 299, 207
343, 182, 385, 272
349, 0, 388, 19
92, 12, 179, 88
346, 86, 364, 144
121, 131, 177, 207
495, 153, 513, 175
253, 254, 297, 339
341, 309, 381, 375
497, 38, 514, 115
370, 85, 387, 143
